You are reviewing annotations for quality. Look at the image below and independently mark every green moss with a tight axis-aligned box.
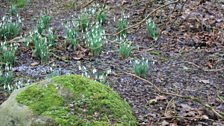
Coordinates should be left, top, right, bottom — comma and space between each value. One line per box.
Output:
16, 83, 63, 115
16, 75, 137, 126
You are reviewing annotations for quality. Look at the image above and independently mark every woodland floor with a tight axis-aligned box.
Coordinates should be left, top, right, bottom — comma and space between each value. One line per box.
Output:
0, 0, 224, 125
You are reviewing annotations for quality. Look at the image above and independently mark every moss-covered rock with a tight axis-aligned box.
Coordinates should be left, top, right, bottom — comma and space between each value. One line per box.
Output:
0, 75, 137, 126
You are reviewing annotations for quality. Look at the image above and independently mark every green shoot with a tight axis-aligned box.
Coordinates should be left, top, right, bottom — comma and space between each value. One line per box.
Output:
65, 24, 78, 49
146, 18, 158, 40
117, 15, 128, 37
0, 64, 14, 91
0, 42, 17, 65
96, 9, 106, 24
47, 28, 55, 47
86, 24, 105, 56
119, 41, 132, 59
78, 13, 89, 31
37, 14, 51, 34
31, 32, 49, 63
0, 15, 21, 40
133, 58, 149, 77
10, 5, 18, 16
11, 0, 26, 8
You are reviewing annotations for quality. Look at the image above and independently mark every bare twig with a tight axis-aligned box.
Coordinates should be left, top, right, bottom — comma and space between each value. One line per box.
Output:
181, 61, 224, 72
164, 97, 175, 117
76, 0, 95, 10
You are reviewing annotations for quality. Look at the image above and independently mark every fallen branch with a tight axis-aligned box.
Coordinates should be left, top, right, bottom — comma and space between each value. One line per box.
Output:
76, 0, 95, 10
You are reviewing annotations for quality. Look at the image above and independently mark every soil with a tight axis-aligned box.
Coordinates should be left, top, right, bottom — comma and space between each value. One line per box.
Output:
0, 0, 224, 125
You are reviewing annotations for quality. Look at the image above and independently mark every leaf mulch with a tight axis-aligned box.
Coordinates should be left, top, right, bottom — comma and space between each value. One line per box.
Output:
0, 0, 224, 125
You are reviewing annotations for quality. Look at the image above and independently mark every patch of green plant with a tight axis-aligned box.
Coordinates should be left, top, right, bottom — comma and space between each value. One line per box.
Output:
119, 41, 132, 59
133, 58, 149, 77
0, 42, 17, 65
0, 15, 21, 40
37, 14, 51, 34
63, 1, 76, 9
31, 32, 49, 63
78, 13, 89, 31
146, 18, 158, 40
0, 64, 14, 91
77, 64, 111, 85
117, 14, 128, 37
86, 24, 105, 56
96, 9, 106, 24
9, 4, 18, 16
65, 24, 78, 49
11, 0, 26, 8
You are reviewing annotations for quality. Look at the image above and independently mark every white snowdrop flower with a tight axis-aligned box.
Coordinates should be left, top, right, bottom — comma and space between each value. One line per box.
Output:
106, 69, 112, 75
8, 84, 11, 91
49, 67, 53, 72
5, 66, 10, 71
99, 75, 104, 80
95, 75, 98, 80
135, 60, 139, 64
92, 68, 97, 74
27, 79, 31, 85
91, 8, 95, 14
16, 81, 21, 89
18, 16, 21, 23
2, 45, 7, 51
84, 72, 88, 77
78, 65, 82, 71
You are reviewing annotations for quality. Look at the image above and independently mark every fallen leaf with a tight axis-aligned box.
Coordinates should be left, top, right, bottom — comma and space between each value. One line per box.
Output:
180, 104, 192, 111
169, 123, 178, 126
156, 95, 167, 101
161, 120, 169, 126
199, 79, 210, 84
148, 99, 157, 105
31, 62, 39, 66
201, 115, 209, 120
207, 62, 213, 69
